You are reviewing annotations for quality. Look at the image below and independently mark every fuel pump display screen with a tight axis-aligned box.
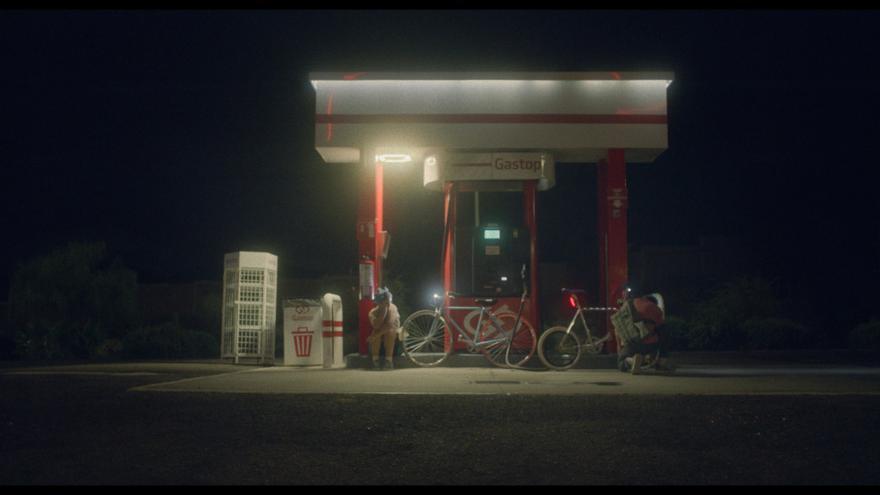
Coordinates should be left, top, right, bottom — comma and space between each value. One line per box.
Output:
483, 229, 501, 240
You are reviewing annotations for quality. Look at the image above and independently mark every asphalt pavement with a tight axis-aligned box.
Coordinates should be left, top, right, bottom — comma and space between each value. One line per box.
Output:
1, 351, 879, 485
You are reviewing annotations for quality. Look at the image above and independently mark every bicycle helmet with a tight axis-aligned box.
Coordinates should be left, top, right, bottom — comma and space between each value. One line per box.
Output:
373, 287, 392, 303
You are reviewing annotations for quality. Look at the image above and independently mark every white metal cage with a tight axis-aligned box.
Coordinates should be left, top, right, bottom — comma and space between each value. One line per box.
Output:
221, 251, 278, 364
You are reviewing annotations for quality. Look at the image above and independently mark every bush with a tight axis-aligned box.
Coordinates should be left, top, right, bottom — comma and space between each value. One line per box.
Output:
0, 334, 15, 360
686, 319, 732, 351
743, 317, 813, 350
686, 276, 781, 350
94, 339, 124, 359
848, 319, 880, 351
658, 316, 690, 351
8, 242, 139, 359
123, 322, 218, 359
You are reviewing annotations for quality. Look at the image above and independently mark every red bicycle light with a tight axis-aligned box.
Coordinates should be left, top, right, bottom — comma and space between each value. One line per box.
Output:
568, 295, 578, 309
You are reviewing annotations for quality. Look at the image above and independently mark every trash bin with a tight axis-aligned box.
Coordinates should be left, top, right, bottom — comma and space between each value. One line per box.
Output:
283, 299, 323, 366
321, 293, 344, 368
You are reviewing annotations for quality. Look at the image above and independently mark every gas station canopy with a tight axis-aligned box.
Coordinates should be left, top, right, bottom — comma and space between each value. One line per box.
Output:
308, 72, 675, 355
310, 71, 673, 165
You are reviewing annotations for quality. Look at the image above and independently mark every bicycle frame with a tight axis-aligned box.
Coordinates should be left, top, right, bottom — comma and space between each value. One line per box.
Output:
562, 292, 613, 347
430, 296, 511, 351
404, 264, 535, 368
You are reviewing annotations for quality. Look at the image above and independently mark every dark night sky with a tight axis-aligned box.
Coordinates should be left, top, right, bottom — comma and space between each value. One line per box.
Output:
2, 10, 879, 322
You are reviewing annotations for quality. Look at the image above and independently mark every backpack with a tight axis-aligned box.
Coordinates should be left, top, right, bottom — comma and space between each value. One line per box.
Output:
610, 299, 653, 346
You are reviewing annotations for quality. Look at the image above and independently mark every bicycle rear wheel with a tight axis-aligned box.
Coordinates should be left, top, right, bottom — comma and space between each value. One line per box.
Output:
505, 317, 537, 368
401, 309, 451, 367
483, 314, 537, 368
537, 326, 582, 370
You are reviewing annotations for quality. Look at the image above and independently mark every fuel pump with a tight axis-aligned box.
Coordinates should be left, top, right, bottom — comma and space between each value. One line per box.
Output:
472, 224, 530, 297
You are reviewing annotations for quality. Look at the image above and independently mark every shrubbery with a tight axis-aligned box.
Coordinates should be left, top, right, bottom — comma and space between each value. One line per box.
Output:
123, 322, 218, 359
658, 316, 691, 351
848, 319, 880, 351
8, 242, 139, 359
742, 317, 813, 350
5, 241, 219, 361
659, 276, 823, 351
8, 242, 875, 359
682, 276, 781, 350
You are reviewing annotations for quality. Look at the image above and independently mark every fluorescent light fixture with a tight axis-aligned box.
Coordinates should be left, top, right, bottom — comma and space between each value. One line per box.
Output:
376, 153, 413, 164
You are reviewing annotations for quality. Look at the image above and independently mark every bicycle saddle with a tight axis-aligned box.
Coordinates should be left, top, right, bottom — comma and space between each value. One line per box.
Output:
474, 298, 497, 307
561, 288, 586, 294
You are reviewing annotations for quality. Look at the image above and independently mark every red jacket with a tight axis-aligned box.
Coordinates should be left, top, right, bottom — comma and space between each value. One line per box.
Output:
632, 297, 664, 344
633, 297, 665, 326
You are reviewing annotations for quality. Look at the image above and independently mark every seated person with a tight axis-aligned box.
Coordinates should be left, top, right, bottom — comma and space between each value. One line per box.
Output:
367, 287, 400, 370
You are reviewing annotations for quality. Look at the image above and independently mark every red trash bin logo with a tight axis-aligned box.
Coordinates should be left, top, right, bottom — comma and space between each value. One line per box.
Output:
292, 326, 313, 357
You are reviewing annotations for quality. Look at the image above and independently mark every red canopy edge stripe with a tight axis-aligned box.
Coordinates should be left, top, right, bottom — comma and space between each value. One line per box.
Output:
315, 114, 667, 124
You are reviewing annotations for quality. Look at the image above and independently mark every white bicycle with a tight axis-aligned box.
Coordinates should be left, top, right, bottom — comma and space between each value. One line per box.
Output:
536, 288, 615, 370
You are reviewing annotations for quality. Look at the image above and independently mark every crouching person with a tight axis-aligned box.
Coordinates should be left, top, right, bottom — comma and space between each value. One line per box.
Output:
614, 294, 675, 374
367, 287, 400, 370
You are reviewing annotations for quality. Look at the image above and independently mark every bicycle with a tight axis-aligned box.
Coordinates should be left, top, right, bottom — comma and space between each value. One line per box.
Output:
536, 288, 616, 370
537, 286, 663, 371
401, 265, 537, 368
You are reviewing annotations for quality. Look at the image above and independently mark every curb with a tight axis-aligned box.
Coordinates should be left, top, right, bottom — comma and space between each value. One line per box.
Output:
345, 352, 619, 370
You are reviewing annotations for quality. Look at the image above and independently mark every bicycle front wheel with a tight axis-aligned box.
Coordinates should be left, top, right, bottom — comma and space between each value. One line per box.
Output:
537, 326, 582, 371
505, 316, 537, 368
401, 309, 451, 367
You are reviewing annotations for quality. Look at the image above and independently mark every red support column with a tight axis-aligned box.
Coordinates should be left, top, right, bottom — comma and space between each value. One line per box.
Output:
442, 182, 456, 351
442, 182, 456, 297
598, 149, 628, 353
523, 180, 540, 331
375, 161, 384, 290
597, 158, 608, 337
357, 157, 381, 356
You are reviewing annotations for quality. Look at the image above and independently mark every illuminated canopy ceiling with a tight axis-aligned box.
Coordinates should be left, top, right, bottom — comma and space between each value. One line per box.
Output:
310, 71, 673, 165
